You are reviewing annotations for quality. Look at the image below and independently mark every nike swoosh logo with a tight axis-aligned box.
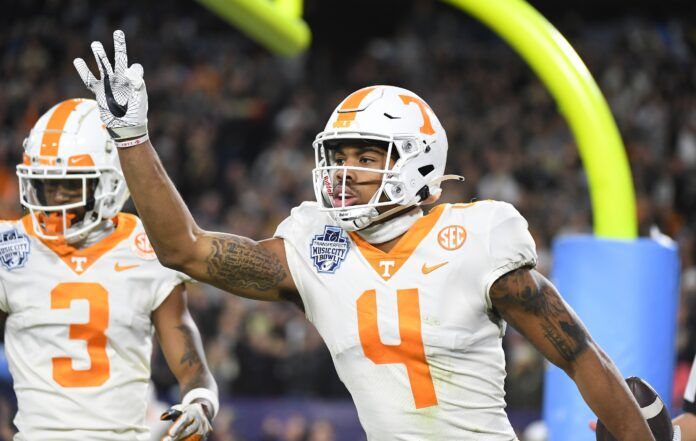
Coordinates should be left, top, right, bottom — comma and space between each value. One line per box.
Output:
114, 262, 139, 272
101, 59, 128, 118
68, 156, 88, 166
422, 261, 448, 274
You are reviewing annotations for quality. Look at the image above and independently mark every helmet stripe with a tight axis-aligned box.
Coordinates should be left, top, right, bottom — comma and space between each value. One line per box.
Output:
332, 86, 377, 129
40, 99, 84, 157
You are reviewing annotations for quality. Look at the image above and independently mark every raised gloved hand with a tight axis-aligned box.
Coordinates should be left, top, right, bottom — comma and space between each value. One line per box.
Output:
160, 402, 213, 441
73, 29, 149, 147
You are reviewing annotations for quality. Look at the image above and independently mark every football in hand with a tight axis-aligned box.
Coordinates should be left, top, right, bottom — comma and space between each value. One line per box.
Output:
596, 376, 673, 441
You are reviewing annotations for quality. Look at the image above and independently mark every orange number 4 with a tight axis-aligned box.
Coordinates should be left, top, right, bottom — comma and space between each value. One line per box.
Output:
51, 282, 110, 387
357, 288, 438, 409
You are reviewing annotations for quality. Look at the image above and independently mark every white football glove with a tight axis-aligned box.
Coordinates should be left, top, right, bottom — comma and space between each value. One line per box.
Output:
73, 30, 149, 147
160, 403, 213, 441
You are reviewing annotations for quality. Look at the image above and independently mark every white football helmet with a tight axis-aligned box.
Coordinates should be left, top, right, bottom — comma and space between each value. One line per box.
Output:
16, 98, 129, 242
313, 85, 459, 231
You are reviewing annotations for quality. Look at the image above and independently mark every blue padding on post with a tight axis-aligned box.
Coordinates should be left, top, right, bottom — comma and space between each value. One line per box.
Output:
542, 236, 679, 441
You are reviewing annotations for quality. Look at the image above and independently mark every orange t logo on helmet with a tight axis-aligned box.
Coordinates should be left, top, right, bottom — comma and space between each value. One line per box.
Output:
332, 86, 378, 129
399, 95, 435, 135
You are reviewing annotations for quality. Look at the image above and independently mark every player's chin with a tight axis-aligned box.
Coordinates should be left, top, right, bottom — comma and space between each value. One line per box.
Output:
66, 209, 88, 224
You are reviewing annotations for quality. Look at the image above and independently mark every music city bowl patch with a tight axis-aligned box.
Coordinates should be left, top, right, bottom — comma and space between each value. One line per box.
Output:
310, 226, 350, 274
0, 228, 31, 271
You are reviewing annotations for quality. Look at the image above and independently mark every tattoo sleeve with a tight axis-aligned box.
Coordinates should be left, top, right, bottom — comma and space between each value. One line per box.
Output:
206, 236, 288, 293
490, 267, 589, 364
176, 324, 207, 393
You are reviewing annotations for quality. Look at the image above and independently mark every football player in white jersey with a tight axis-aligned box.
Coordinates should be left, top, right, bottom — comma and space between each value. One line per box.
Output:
75, 31, 655, 440
0, 97, 218, 441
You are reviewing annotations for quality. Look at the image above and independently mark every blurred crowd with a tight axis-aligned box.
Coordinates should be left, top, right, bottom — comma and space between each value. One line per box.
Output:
1, 0, 696, 439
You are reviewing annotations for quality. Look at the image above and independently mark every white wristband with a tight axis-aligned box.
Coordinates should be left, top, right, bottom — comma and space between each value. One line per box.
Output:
115, 133, 149, 148
107, 123, 148, 140
182, 388, 219, 419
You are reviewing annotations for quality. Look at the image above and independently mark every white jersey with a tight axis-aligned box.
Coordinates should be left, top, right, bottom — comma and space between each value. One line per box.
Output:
0, 213, 186, 441
275, 201, 537, 440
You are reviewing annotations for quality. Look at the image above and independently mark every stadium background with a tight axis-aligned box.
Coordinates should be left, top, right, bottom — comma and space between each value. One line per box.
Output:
1, 0, 696, 439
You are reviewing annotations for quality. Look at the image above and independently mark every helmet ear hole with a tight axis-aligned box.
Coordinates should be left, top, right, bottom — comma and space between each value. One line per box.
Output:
418, 165, 435, 177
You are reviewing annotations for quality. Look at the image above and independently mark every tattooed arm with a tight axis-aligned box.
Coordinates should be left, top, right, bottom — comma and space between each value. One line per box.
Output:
153, 284, 217, 419
116, 141, 297, 302
490, 267, 654, 441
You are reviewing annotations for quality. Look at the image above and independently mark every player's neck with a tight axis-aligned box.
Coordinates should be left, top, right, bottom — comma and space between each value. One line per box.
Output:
356, 206, 423, 252
372, 234, 403, 253
69, 220, 116, 249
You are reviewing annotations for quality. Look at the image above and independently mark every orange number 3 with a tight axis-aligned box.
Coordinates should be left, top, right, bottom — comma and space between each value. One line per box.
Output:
357, 288, 438, 409
51, 282, 110, 387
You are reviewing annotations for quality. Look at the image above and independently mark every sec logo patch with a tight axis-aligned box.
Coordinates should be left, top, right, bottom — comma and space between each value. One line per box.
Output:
438, 225, 466, 250
132, 232, 157, 260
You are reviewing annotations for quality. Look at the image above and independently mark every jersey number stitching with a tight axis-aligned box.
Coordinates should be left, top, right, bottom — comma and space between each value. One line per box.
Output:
51, 282, 110, 387
357, 288, 438, 409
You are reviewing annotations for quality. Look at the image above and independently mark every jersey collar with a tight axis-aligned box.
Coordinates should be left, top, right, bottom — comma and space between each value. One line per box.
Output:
349, 204, 446, 281
22, 213, 137, 275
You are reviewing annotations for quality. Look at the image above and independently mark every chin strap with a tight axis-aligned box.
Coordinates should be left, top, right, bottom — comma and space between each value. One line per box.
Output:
355, 174, 465, 244
360, 174, 465, 225
356, 208, 423, 244
432, 174, 466, 186
39, 212, 77, 235
69, 219, 115, 247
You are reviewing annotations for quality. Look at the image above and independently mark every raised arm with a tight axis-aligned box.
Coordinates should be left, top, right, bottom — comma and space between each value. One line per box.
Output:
118, 140, 296, 302
490, 267, 655, 441
73, 30, 297, 303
